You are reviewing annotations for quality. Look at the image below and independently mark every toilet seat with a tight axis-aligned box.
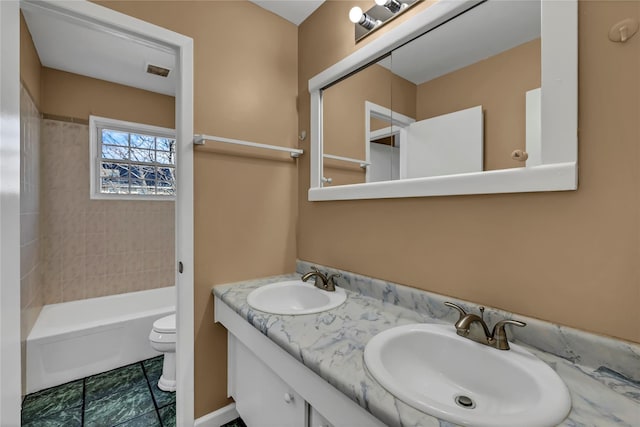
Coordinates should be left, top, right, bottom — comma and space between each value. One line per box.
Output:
150, 314, 176, 344
148, 313, 177, 392
152, 314, 176, 334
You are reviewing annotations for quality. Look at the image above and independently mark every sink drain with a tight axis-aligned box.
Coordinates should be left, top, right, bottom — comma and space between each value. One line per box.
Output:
454, 395, 476, 409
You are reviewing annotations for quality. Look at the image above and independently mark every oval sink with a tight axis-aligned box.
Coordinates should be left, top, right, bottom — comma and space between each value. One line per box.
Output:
364, 323, 571, 427
247, 280, 347, 315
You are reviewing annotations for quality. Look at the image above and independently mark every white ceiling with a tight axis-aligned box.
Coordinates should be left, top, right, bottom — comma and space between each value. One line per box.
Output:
22, 1, 324, 97
250, 0, 325, 25
382, 0, 541, 85
22, 7, 177, 96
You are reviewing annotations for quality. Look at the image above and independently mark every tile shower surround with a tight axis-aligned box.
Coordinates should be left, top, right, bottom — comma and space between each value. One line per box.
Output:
20, 84, 44, 347
40, 119, 174, 303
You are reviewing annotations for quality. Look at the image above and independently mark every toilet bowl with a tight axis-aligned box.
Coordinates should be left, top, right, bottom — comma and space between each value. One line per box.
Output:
149, 314, 176, 392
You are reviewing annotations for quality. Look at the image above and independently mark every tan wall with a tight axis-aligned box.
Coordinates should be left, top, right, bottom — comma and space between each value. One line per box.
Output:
298, 0, 640, 344
20, 12, 41, 108
41, 68, 175, 128
96, 1, 299, 416
417, 39, 541, 171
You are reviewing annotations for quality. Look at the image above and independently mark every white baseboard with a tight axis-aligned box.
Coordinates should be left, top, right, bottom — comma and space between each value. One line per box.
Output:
194, 403, 239, 427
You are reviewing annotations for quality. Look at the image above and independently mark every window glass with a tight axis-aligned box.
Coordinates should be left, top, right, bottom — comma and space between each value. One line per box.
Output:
97, 126, 176, 198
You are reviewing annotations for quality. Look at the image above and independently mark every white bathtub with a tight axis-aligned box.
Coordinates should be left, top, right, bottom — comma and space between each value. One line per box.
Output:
26, 286, 175, 393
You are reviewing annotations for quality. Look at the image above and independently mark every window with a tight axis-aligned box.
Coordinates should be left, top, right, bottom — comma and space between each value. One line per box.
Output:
90, 116, 176, 200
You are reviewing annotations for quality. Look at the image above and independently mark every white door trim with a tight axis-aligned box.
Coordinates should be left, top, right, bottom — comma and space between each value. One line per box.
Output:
0, 1, 23, 425
18, 1, 195, 424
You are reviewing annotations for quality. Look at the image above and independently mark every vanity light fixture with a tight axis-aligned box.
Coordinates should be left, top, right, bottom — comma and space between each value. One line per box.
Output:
375, 0, 405, 14
349, 0, 420, 41
349, 6, 378, 30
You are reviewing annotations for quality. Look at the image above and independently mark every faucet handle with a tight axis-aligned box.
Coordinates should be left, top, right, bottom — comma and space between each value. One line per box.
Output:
444, 302, 467, 323
491, 319, 526, 350
326, 273, 341, 291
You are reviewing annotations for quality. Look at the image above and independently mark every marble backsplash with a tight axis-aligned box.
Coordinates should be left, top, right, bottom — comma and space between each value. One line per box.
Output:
296, 260, 640, 384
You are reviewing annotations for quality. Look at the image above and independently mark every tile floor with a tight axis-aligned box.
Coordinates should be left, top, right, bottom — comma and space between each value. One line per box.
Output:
220, 419, 247, 427
22, 356, 175, 427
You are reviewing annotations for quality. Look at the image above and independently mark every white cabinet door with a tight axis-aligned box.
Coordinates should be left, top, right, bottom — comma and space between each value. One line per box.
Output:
229, 335, 306, 427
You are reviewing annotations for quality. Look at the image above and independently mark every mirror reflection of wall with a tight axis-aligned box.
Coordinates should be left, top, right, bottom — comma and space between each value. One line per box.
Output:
321, 0, 542, 187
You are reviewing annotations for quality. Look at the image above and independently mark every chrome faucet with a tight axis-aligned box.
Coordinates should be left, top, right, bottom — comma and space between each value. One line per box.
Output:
301, 266, 341, 292
444, 302, 526, 350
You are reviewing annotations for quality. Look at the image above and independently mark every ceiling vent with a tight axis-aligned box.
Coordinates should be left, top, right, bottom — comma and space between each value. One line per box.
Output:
146, 63, 171, 77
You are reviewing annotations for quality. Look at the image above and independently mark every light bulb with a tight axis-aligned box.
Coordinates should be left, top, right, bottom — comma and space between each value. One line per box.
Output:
349, 6, 364, 24
375, 0, 403, 14
349, 6, 377, 30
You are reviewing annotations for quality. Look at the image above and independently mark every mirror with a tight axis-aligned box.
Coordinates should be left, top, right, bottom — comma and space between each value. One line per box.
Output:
309, 0, 577, 200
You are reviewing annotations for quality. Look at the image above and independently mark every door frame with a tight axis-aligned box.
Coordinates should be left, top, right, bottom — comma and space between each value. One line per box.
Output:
6, 1, 195, 424
0, 1, 23, 425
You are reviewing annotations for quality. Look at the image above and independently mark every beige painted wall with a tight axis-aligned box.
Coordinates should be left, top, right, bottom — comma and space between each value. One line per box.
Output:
20, 13, 41, 108
41, 68, 175, 128
298, 0, 640, 345
417, 39, 540, 171
96, 1, 299, 416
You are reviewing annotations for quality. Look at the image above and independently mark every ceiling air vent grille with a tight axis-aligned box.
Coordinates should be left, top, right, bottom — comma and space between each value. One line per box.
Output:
146, 64, 171, 77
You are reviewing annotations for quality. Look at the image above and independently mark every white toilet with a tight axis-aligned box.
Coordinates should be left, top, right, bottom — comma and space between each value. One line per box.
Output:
149, 314, 176, 392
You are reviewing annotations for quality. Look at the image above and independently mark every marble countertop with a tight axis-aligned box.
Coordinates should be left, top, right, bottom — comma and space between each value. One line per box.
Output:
213, 274, 639, 427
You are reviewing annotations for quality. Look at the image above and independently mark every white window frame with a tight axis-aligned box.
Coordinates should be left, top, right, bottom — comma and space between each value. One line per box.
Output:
89, 115, 176, 201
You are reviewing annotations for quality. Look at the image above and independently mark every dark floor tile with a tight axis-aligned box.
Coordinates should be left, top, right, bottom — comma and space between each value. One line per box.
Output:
86, 363, 147, 403
158, 404, 175, 427
84, 381, 155, 427
221, 418, 247, 427
21, 406, 82, 427
142, 357, 163, 379
150, 383, 175, 410
21, 379, 83, 424
143, 357, 175, 409
113, 410, 161, 427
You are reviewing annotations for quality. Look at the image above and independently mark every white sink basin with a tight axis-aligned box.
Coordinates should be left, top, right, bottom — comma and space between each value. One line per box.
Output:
247, 280, 347, 315
364, 323, 571, 427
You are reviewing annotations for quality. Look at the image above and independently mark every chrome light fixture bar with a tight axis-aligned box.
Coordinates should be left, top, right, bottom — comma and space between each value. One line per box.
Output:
376, 0, 404, 14
350, 0, 421, 41
349, 6, 379, 30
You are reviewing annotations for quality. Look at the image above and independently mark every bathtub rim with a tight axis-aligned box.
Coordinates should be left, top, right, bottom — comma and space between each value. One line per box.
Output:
27, 286, 176, 341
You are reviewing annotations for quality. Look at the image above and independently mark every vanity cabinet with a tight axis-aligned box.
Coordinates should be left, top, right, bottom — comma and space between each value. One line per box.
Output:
308, 407, 334, 427
215, 297, 385, 427
229, 336, 305, 427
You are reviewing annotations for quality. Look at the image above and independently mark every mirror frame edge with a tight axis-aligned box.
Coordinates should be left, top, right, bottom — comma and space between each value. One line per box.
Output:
308, 0, 577, 201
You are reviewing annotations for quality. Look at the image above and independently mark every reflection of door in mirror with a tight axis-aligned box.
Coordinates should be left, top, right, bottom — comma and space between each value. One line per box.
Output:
365, 101, 414, 182
321, 57, 416, 186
